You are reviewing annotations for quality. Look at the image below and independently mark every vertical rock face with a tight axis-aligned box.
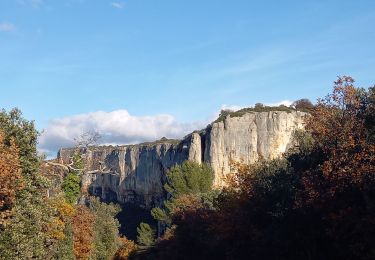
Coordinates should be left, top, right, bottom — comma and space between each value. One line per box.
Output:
204, 111, 306, 186
57, 111, 306, 207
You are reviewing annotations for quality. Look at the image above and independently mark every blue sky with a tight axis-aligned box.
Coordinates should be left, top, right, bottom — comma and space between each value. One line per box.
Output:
1, 0, 375, 155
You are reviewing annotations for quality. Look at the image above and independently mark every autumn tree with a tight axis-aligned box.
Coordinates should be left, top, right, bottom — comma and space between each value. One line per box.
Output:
47, 195, 76, 259
114, 237, 137, 260
303, 77, 374, 198
0, 131, 22, 228
297, 76, 375, 258
72, 205, 95, 260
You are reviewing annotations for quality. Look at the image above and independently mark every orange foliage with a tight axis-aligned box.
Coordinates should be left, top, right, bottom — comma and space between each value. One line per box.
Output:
56, 198, 75, 220
216, 160, 266, 241
170, 194, 204, 216
159, 225, 176, 241
224, 160, 253, 195
304, 76, 375, 202
72, 205, 95, 260
114, 237, 137, 260
0, 130, 23, 227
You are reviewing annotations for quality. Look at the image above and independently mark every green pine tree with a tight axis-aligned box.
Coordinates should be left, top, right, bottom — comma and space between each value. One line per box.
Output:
164, 161, 214, 198
136, 223, 155, 247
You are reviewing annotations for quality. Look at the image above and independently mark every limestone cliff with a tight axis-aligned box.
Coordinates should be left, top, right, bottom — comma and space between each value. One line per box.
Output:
57, 110, 307, 207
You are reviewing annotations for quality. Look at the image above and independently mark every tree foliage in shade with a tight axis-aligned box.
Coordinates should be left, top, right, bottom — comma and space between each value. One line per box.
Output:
136, 222, 155, 247
360, 85, 375, 141
151, 161, 216, 229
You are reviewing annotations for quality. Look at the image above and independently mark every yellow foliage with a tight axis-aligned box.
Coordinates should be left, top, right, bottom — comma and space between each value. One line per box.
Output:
45, 195, 76, 243
47, 217, 66, 241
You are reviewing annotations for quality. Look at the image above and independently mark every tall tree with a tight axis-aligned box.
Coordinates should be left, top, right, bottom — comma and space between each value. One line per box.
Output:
136, 223, 155, 247
0, 131, 22, 228
0, 108, 56, 259
72, 205, 95, 260
61, 152, 83, 204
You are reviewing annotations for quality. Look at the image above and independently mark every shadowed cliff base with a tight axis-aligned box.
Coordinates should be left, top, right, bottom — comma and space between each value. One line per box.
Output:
116, 203, 157, 241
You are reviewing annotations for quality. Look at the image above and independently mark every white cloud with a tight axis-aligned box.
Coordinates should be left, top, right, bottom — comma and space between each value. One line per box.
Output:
220, 104, 243, 112
111, 2, 125, 9
0, 22, 16, 32
38, 109, 208, 157
266, 100, 293, 107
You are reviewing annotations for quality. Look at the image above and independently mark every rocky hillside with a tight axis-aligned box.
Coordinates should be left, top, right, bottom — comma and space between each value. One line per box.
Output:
57, 110, 307, 208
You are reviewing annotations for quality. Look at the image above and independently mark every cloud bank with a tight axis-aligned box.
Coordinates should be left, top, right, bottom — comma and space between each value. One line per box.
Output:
38, 109, 208, 157
39, 100, 294, 157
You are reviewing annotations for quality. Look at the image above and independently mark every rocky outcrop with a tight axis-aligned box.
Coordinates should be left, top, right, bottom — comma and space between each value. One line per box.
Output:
204, 111, 306, 186
57, 111, 307, 207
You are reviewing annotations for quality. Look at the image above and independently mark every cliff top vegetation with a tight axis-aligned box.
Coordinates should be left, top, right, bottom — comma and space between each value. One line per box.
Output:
214, 101, 311, 123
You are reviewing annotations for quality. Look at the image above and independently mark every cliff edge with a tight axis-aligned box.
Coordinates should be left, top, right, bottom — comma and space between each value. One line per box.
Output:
57, 110, 307, 207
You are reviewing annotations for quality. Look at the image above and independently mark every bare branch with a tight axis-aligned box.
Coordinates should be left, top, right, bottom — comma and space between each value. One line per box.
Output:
74, 131, 101, 148
45, 162, 69, 171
